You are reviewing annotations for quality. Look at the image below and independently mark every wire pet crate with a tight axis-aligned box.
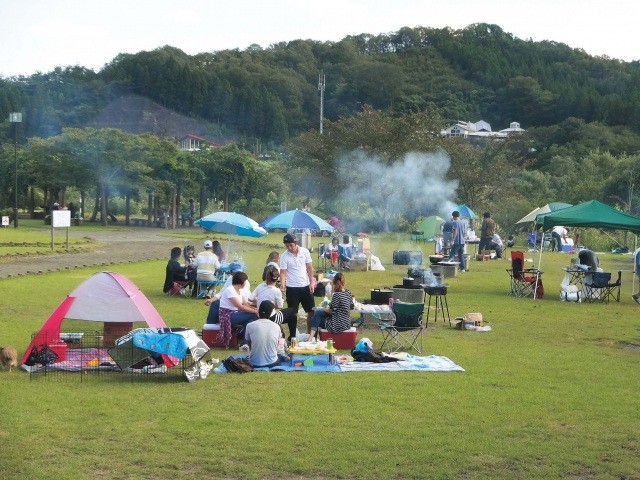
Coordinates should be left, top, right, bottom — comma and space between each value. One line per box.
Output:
25, 330, 201, 382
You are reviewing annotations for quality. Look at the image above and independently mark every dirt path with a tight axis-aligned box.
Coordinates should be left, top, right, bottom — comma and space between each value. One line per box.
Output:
0, 227, 260, 279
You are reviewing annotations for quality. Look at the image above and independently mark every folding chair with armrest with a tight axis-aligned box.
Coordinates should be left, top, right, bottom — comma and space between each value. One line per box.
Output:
378, 302, 425, 354
584, 271, 621, 304
507, 251, 543, 299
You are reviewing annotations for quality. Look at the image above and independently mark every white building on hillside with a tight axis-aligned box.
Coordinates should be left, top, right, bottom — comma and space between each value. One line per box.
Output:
441, 120, 525, 139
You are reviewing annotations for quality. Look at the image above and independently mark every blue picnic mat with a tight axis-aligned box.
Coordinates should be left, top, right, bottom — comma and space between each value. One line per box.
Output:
214, 354, 342, 373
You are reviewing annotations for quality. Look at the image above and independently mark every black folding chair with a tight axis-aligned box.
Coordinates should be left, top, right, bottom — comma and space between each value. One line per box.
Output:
584, 271, 621, 304
378, 302, 425, 354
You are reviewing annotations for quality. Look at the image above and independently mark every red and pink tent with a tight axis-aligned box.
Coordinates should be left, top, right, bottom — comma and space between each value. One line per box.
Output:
21, 271, 167, 365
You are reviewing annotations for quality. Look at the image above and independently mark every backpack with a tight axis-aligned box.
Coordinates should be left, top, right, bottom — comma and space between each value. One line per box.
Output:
222, 356, 253, 373
25, 344, 59, 366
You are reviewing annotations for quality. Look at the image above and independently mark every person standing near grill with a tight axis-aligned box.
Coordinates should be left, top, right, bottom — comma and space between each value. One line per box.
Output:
280, 233, 315, 333
449, 210, 467, 272
441, 215, 455, 257
478, 212, 496, 254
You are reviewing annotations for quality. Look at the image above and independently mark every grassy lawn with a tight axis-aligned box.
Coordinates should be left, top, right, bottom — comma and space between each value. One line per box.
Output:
1, 229, 639, 479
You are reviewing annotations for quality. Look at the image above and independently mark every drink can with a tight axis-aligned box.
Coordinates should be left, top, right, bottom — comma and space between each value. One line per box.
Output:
326, 339, 333, 350
291, 337, 298, 349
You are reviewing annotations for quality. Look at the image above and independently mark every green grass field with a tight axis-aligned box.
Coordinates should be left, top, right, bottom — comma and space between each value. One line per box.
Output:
2, 228, 639, 479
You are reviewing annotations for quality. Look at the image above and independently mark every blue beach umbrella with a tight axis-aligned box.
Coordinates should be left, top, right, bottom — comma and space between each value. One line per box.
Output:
260, 209, 334, 233
195, 211, 267, 238
455, 204, 477, 220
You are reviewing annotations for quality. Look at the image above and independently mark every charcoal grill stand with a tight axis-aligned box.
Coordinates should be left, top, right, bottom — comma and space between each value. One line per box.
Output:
424, 288, 451, 325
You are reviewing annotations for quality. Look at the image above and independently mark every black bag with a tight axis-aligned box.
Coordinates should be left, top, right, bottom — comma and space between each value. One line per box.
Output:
222, 356, 253, 373
25, 344, 59, 366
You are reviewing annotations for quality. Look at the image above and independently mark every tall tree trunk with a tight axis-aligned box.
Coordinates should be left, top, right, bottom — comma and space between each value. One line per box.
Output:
91, 186, 99, 222
125, 193, 131, 226
147, 192, 153, 224
199, 184, 206, 218
171, 187, 177, 229
173, 184, 182, 228
100, 182, 108, 226
80, 191, 85, 219
29, 187, 35, 217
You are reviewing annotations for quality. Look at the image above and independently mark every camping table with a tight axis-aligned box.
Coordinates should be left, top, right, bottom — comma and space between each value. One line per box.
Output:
287, 346, 337, 367
354, 307, 393, 327
561, 267, 589, 289
466, 239, 480, 255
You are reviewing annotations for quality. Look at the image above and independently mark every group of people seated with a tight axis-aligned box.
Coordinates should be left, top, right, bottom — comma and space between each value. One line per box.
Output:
163, 234, 357, 368
322, 235, 353, 270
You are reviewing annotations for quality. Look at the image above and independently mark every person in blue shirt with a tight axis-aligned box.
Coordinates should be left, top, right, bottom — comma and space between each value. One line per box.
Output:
448, 210, 467, 272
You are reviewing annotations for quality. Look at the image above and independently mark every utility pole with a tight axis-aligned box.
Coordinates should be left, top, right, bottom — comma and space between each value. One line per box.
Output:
318, 71, 325, 134
9, 112, 22, 228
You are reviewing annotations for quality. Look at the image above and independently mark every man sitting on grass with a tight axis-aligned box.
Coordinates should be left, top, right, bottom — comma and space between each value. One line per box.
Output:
245, 300, 288, 368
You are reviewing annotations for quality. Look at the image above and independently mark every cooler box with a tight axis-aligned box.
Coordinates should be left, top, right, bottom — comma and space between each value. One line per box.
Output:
560, 238, 574, 252
47, 341, 67, 363
202, 324, 237, 348
319, 327, 358, 350
393, 251, 423, 265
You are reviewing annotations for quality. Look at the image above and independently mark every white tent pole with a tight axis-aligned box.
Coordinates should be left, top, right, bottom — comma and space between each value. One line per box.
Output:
633, 234, 637, 295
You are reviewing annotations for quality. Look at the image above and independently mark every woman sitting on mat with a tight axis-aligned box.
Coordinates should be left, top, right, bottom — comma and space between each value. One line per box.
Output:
308, 272, 353, 341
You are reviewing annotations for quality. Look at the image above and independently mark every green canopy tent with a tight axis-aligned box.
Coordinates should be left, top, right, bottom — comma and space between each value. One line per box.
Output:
534, 200, 640, 294
417, 215, 444, 239
535, 200, 640, 233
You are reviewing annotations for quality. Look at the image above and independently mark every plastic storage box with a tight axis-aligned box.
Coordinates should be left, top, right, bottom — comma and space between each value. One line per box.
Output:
319, 327, 358, 350
202, 324, 237, 348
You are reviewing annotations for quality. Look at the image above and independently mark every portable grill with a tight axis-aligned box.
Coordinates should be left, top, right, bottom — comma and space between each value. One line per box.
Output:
423, 284, 448, 296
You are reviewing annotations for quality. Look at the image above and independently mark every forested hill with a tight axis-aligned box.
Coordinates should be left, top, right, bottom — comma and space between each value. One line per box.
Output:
1, 23, 639, 143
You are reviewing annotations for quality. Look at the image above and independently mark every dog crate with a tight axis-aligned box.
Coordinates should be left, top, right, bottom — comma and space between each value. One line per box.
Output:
24, 330, 200, 382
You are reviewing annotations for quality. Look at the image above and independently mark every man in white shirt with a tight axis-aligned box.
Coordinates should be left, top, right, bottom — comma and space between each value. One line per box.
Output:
280, 233, 315, 331
245, 301, 283, 368
551, 226, 568, 252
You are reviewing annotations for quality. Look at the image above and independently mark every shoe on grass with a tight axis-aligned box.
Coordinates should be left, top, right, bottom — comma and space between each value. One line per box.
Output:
633, 294, 640, 304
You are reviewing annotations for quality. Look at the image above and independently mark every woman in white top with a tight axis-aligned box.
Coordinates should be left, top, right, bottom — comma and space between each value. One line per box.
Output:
216, 272, 258, 347
249, 266, 297, 342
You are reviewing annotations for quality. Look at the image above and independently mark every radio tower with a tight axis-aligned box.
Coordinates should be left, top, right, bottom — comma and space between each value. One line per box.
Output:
318, 71, 325, 134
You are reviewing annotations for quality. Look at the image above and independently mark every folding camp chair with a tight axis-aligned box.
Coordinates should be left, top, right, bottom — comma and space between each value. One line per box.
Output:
378, 302, 425, 354
507, 251, 543, 299
584, 271, 621, 304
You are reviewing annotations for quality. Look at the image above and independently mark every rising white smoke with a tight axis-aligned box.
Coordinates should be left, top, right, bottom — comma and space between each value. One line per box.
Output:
338, 149, 459, 232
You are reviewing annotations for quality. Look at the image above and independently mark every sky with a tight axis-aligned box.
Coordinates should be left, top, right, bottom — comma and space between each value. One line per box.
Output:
1, 0, 638, 78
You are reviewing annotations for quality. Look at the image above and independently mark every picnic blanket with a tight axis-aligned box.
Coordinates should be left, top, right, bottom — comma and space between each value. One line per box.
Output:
338, 354, 464, 372
214, 354, 464, 373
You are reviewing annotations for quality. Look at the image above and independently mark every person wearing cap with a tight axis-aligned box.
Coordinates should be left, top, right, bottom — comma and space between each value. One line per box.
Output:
192, 239, 221, 297
245, 300, 289, 368
478, 212, 496, 254
448, 210, 468, 272
280, 233, 315, 332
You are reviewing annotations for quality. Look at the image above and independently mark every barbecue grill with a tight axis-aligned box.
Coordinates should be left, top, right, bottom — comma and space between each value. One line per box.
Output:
423, 284, 448, 296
